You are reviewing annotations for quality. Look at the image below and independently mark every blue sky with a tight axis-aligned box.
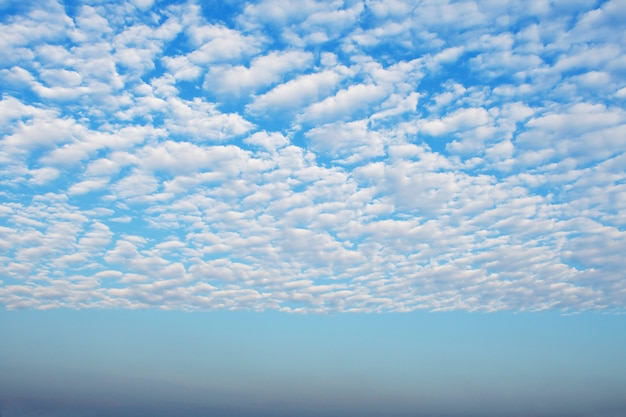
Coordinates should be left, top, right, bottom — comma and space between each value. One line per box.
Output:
1, 0, 626, 415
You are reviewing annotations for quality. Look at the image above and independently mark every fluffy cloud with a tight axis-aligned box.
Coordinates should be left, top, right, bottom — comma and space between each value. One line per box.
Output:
1, 0, 625, 313
246, 70, 342, 116
206, 50, 314, 96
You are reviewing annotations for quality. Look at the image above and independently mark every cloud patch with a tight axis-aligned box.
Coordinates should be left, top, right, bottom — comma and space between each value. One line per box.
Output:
1, 0, 625, 313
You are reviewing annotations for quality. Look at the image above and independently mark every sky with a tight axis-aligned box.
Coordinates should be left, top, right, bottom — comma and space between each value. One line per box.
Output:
1, 0, 626, 416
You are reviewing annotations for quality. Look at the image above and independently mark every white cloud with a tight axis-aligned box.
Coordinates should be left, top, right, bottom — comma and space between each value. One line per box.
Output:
553, 44, 621, 73
367, 0, 412, 19
162, 56, 201, 81
39, 69, 83, 87
71, 5, 112, 43
244, 131, 290, 152
305, 120, 386, 164
0, 0, 72, 65
205, 50, 314, 96
130, 0, 154, 11
239, 0, 328, 27
1, 0, 625, 313
28, 167, 60, 185
281, 1, 365, 46
300, 83, 389, 123
420, 107, 491, 136
69, 178, 110, 195
2, 110, 84, 153
246, 70, 341, 116
166, 97, 255, 141
186, 24, 261, 64
137, 140, 250, 176
111, 169, 159, 200
615, 87, 626, 98
517, 104, 626, 164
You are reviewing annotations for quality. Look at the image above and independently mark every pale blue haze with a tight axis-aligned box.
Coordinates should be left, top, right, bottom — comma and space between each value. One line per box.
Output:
2, 310, 626, 416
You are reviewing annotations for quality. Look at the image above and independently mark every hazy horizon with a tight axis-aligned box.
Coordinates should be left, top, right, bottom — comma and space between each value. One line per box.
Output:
2, 309, 626, 417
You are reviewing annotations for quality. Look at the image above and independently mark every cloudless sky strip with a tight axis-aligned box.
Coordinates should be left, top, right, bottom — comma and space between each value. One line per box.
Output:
2, 309, 626, 417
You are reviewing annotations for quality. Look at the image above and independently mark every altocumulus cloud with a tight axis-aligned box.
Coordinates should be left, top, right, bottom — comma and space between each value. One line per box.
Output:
1, 0, 625, 313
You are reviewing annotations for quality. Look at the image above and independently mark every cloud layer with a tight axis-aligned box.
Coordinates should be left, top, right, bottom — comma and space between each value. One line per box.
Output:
1, 0, 625, 312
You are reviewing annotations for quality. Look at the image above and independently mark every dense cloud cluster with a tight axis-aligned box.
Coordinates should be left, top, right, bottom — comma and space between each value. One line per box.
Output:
1, 0, 625, 312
